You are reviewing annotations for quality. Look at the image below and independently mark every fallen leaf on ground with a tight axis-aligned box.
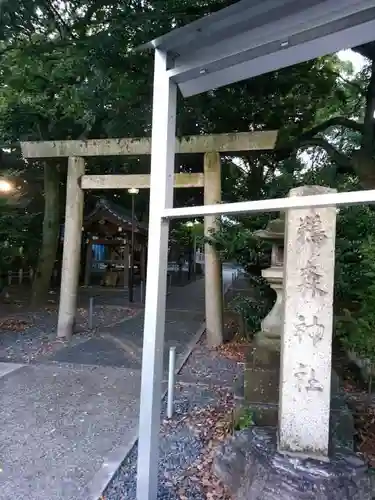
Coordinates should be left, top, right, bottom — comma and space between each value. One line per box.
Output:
163, 389, 234, 499
0, 318, 29, 332
354, 405, 375, 467
215, 340, 249, 363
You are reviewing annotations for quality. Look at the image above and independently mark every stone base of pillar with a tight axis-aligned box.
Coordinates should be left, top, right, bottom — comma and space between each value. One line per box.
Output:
214, 427, 372, 500
254, 331, 281, 351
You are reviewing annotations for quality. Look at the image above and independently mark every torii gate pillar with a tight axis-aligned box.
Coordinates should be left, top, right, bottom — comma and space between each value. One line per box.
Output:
57, 157, 85, 339
204, 152, 223, 347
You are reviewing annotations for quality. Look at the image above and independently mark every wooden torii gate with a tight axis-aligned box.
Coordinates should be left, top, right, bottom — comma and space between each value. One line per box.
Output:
20, 131, 277, 343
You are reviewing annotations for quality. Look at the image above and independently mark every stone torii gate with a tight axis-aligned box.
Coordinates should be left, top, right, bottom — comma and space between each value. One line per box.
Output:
20, 131, 277, 343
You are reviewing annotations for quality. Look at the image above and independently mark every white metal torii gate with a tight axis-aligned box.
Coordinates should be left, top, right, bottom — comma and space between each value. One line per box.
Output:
136, 0, 375, 499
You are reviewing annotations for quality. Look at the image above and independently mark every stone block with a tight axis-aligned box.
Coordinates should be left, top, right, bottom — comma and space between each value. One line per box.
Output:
279, 185, 337, 458
244, 367, 279, 405
214, 427, 372, 500
233, 404, 278, 430
234, 371, 245, 401
247, 345, 280, 369
251, 405, 278, 427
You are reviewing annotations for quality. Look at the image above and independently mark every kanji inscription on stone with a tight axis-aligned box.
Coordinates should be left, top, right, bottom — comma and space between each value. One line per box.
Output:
294, 315, 325, 345
297, 214, 327, 249
294, 363, 324, 393
294, 362, 308, 391
306, 368, 324, 392
299, 260, 327, 298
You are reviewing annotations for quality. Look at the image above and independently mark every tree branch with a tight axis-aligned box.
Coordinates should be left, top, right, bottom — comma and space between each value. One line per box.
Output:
298, 116, 363, 141
327, 69, 366, 96
276, 116, 362, 173
297, 138, 353, 170
362, 59, 375, 151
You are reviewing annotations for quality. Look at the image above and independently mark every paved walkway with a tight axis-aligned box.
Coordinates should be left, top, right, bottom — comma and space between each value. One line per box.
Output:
0, 267, 234, 500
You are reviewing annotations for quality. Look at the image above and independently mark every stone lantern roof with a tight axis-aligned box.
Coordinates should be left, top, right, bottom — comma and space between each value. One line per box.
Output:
254, 215, 285, 243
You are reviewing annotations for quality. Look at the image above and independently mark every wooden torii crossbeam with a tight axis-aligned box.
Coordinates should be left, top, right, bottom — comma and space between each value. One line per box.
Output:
21, 131, 278, 342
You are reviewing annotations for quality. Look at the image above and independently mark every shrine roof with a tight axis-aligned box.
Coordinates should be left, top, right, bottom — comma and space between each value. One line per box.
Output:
84, 198, 148, 234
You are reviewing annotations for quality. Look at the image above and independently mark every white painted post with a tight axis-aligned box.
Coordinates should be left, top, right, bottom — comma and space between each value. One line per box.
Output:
18, 268, 23, 284
29, 267, 34, 283
278, 186, 337, 460
57, 157, 85, 339
204, 152, 223, 347
7, 271, 11, 286
167, 346, 176, 419
136, 49, 177, 500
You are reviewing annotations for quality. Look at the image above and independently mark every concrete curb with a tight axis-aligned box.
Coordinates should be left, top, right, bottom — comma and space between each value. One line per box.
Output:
85, 280, 233, 500
85, 325, 206, 500
0, 362, 24, 379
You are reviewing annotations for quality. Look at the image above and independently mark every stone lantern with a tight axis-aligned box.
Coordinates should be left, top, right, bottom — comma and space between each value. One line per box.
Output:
254, 215, 285, 351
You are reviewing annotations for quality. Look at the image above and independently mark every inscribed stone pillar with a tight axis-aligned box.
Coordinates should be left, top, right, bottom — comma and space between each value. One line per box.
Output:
57, 157, 85, 339
278, 186, 336, 459
204, 151, 223, 347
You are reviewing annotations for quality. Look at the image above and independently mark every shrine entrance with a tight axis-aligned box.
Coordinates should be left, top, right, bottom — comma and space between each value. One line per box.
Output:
20, 131, 277, 341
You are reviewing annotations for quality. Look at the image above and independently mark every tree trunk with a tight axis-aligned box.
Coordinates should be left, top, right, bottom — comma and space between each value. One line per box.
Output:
352, 59, 375, 189
368, 370, 373, 408
31, 163, 60, 306
352, 150, 375, 189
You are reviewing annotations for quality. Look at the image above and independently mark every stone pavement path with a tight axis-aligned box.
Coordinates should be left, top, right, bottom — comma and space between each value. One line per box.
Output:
51, 309, 203, 371
0, 362, 141, 500
0, 267, 234, 500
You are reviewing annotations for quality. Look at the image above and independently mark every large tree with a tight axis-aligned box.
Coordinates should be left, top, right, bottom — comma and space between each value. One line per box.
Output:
281, 45, 375, 189
0, 0, 353, 303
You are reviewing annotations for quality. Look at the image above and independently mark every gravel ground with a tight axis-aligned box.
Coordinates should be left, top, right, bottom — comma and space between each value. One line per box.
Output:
0, 305, 140, 363
105, 398, 207, 500
104, 337, 242, 500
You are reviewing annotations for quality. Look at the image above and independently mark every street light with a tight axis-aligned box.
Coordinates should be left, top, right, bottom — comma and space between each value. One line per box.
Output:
0, 179, 13, 193
128, 187, 139, 302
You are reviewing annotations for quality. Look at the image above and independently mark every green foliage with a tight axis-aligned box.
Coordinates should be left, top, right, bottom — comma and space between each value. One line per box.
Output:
170, 221, 204, 249
0, 0, 372, 311
337, 235, 375, 393
229, 275, 274, 338
0, 194, 38, 288
335, 203, 375, 308
208, 219, 271, 273
234, 407, 254, 431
